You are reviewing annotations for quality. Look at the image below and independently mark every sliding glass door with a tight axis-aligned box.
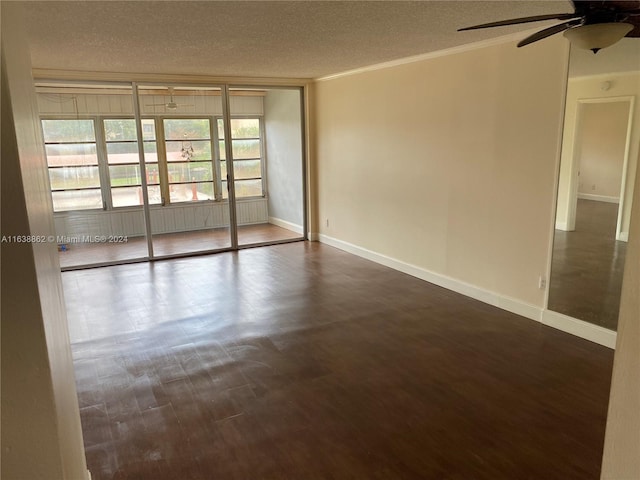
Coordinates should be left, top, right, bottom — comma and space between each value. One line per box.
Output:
227, 87, 306, 246
36, 81, 306, 269
39, 83, 151, 268
136, 85, 233, 257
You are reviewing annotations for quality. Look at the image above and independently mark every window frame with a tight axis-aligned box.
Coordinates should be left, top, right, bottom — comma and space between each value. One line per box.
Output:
40, 114, 267, 213
160, 116, 218, 205
41, 116, 107, 212
102, 116, 162, 209
214, 115, 267, 200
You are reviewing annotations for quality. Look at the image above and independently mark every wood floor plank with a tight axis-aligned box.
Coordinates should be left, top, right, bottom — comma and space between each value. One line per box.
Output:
63, 242, 613, 479
548, 199, 626, 329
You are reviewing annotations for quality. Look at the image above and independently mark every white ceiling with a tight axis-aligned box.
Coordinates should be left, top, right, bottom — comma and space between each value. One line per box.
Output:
20, 1, 578, 80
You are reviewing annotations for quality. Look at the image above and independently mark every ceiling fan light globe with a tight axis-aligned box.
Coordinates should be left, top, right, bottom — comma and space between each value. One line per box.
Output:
563, 23, 633, 53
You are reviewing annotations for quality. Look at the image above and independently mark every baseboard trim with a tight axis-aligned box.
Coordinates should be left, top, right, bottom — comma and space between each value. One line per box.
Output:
577, 193, 619, 204
555, 221, 570, 231
87, 470, 92, 480
318, 233, 616, 348
268, 216, 303, 235
308, 232, 320, 241
541, 310, 617, 348
617, 231, 629, 242
318, 234, 542, 322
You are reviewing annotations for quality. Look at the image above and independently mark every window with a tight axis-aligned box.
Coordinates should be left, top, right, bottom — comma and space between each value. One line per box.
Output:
218, 118, 264, 199
163, 118, 215, 203
104, 119, 160, 207
41, 115, 265, 212
42, 119, 102, 212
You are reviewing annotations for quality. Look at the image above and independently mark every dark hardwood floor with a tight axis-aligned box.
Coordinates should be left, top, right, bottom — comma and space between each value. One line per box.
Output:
548, 199, 626, 330
63, 242, 614, 480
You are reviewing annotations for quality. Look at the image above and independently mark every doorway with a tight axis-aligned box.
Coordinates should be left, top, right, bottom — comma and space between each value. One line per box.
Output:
547, 95, 635, 332
227, 86, 306, 247
563, 97, 634, 241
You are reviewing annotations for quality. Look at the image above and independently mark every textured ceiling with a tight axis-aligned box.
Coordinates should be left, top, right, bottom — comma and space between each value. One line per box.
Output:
19, 1, 576, 79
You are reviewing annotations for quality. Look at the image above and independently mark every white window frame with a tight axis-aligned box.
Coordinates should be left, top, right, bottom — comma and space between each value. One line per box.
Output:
41, 114, 267, 212
214, 115, 267, 200
41, 116, 107, 212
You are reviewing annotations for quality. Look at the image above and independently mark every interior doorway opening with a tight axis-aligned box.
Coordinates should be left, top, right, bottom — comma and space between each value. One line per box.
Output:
560, 97, 635, 242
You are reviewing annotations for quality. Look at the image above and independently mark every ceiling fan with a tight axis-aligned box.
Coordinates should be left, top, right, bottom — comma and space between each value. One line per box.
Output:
146, 87, 194, 110
458, 1, 640, 53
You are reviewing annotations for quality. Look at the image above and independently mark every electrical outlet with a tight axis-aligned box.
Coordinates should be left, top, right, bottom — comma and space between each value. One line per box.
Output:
538, 276, 546, 290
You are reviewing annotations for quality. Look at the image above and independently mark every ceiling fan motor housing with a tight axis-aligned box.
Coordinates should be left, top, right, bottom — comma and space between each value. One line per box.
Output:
458, 0, 640, 51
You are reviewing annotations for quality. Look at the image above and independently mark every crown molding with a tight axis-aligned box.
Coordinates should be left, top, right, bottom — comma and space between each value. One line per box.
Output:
31, 69, 311, 87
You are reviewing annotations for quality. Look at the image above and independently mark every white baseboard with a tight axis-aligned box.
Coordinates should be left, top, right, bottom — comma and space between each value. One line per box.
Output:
318, 234, 542, 322
577, 193, 619, 204
308, 232, 320, 241
555, 221, 571, 231
87, 470, 92, 480
541, 310, 616, 348
268, 216, 303, 235
617, 231, 629, 242
318, 233, 616, 349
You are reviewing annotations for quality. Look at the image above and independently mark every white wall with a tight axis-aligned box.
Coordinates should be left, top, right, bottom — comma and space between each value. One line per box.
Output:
601, 143, 640, 479
264, 89, 304, 232
556, 72, 640, 235
313, 36, 568, 310
1, 4, 88, 479
577, 102, 628, 200
53, 198, 268, 238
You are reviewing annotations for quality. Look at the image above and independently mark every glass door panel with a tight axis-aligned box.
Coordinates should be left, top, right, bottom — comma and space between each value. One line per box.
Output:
227, 87, 305, 246
37, 82, 305, 268
138, 85, 233, 257
37, 83, 151, 268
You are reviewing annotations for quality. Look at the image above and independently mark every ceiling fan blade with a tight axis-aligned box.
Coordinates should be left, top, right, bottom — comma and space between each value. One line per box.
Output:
622, 9, 640, 37
458, 12, 580, 31
573, 0, 640, 15
145, 102, 196, 109
570, 0, 590, 15
626, 22, 640, 36
517, 19, 583, 47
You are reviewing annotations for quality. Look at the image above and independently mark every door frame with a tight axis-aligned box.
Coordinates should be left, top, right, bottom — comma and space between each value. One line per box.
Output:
564, 95, 635, 241
133, 82, 237, 259
40, 78, 309, 270
227, 84, 308, 249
